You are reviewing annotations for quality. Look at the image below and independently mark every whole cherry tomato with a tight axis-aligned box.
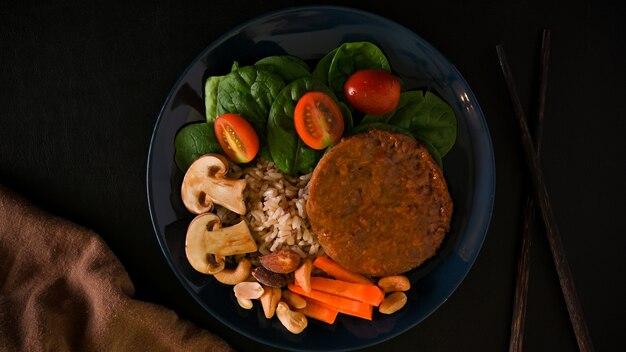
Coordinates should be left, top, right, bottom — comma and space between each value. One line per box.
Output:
344, 70, 401, 115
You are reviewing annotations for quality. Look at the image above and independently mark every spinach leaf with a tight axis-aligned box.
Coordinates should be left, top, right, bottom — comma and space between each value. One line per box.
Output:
174, 122, 222, 171
258, 144, 273, 163
361, 91, 425, 127
338, 102, 354, 130
417, 137, 443, 168
348, 122, 413, 136
216, 66, 285, 140
204, 60, 244, 122
363, 91, 457, 157
328, 42, 390, 101
311, 48, 338, 85
397, 91, 456, 157
255, 55, 310, 82
267, 77, 339, 175
204, 75, 225, 122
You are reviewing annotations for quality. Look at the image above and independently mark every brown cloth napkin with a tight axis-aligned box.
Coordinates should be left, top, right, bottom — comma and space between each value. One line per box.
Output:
0, 185, 234, 352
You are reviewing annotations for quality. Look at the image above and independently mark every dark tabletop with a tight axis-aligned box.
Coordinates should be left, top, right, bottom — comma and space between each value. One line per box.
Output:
1, 1, 624, 351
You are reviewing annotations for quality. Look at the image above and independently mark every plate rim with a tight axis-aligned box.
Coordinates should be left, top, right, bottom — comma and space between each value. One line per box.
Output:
146, 5, 495, 351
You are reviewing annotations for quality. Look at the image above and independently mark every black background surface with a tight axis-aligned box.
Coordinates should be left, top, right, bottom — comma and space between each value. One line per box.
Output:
1, 1, 624, 351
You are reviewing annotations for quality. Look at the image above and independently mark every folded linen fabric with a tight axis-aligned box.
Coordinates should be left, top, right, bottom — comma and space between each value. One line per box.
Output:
0, 185, 233, 352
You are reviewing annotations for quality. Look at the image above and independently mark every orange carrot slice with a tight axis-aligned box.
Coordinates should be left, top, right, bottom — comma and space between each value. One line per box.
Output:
294, 259, 313, 293
288, 284, 373, 320
309, 276, 384, 306
313, 256, 372, 285
298, 297, 339, 324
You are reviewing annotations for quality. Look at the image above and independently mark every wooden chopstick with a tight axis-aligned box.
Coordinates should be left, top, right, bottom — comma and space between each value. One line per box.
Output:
497, 40, 595, 352
508, 28, 551, 352
534, 29, 550, 157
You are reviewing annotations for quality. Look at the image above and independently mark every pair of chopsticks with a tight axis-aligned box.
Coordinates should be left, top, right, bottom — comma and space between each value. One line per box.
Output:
497, 30, 595, 352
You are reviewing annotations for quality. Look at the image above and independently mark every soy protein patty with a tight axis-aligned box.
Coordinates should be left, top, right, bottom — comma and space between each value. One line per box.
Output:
306, 130, 453, 277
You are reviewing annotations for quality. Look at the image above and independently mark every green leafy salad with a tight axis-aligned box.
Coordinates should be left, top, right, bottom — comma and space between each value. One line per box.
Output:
174, 42, 457, 173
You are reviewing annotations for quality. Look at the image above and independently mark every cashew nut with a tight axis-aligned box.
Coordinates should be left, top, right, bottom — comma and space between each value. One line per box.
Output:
214, 258, 252, 285
281, 290, 306, 310
377, 275, 411, 293
276, 301, 307, 334
260, 286, 281, 319
379, 292, 407, 314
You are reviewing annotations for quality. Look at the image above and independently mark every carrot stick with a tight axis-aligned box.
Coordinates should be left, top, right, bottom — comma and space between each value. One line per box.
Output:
313, 256, 373, 285
294, 259, 313, 293
298, 297, 339, 324
288, 284, 373, 320
309, 276, 385, 306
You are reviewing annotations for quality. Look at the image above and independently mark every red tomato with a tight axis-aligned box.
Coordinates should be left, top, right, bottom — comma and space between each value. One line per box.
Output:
344, 70, 401, 115
294, 91, 345, 150
214, 113, 259, 163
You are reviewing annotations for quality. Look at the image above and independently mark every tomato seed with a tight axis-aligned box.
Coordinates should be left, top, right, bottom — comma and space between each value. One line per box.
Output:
223, 126, 245, 152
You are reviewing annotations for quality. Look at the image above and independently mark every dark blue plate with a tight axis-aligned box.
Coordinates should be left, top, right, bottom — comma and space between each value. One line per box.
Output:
147, 6, 495, 351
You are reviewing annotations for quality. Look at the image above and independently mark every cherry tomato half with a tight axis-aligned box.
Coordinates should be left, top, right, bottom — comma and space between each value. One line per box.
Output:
344, 70, 401, 115
214, 113, 259, 163
294, 91, 345, 150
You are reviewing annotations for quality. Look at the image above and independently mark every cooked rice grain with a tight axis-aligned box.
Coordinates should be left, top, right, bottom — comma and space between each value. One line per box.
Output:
240, 159, 321, 258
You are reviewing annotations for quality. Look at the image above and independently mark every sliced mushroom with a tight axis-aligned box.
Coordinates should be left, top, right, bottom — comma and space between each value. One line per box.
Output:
181, 153, 247, 215
185, 213, 257, 274
197, 218, 227, 274
205, 254, 226, 274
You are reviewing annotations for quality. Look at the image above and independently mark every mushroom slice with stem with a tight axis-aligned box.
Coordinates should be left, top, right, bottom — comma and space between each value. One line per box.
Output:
205, 254, 226, 274
181, 153, 247, 215
185, 213, 257, 274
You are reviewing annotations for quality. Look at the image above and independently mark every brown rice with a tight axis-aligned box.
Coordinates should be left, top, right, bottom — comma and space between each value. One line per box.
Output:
216, 158, 322, 259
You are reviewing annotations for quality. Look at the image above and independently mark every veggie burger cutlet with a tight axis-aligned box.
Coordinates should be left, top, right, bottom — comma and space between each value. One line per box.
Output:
306, 130, 453, 277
